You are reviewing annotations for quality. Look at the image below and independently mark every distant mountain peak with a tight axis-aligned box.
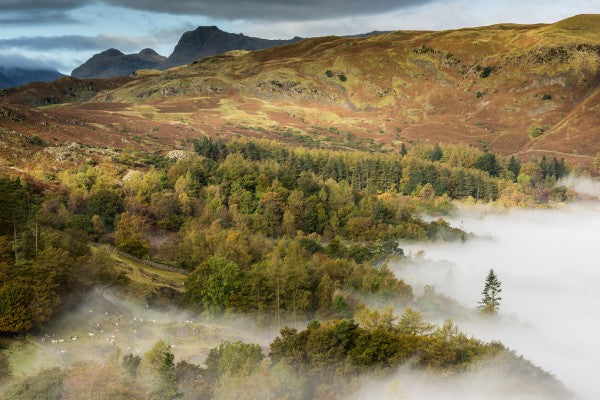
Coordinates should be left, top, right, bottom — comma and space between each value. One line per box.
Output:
0, 66, 64, 89
139, 48, 160, 56
72, 26, 303, 78
194, 25, 222, 31
72, 48, 166, 79
160, 25, 302, 69
100, 48, 125, 57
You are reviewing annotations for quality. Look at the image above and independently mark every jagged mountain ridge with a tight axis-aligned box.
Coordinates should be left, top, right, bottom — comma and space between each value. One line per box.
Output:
71, 48, 167, 79
160, 25, 302, 69
71, 26, 302, 79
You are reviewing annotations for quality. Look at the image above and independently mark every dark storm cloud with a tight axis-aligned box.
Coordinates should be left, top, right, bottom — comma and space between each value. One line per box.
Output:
1, 0, 435, 20
0, 0, 86, 10
0, 0, 84, 11
0, 34, 148, 52
0, 12, 77, 24
108, 0, 434, 20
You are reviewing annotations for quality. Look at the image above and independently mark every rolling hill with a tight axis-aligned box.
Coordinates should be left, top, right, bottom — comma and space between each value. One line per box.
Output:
0, 66, 64, 89
2, 15, 600, 171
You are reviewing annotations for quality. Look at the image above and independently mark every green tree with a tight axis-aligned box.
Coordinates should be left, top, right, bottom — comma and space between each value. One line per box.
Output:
0, 178, 33, 237
507, 156, 521, 181
122, 353, 141, 377
204, 341, 264, 379
0, 279, 58, 334
184, 257, 242, 313
87, 188, 123, 225
114, 212, 150, 258
479, 268, 502, 313
144, 340, 181, 400
430, 144, 443, 162
397, 308, 434, 335
400, 143, 408, 156
474, 153, 499, 176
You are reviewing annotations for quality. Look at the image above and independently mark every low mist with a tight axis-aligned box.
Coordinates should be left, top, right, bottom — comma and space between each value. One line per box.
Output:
393, 199, 600, 399
6, 289, 282, 379
347, 366, 565, 400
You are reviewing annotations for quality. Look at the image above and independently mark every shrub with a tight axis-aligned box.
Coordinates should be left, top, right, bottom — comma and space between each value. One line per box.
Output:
339, 74, 347, 82
325, 70, 334, 78
31, 135, 44, 146
3, 367, 66, 400
479, 66, 495, 78
593, 152, 600, 173
528, 126, 545, 138
117, 238, 150, 258
65, 214, 94, 233
542, 93, 552, 101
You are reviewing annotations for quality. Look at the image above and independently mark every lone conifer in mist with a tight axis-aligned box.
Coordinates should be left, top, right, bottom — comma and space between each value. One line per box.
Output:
479, 268, 502, 313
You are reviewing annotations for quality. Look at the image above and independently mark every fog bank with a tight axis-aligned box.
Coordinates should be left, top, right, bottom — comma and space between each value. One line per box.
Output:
395, 201, 600, 399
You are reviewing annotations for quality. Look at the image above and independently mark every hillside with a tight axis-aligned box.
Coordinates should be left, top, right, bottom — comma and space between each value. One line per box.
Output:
0, 66, 64, 89
2, 15, 600, 168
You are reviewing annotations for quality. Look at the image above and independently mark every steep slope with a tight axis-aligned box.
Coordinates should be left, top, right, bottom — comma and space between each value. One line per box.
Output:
160, 25, 302, 68
72, 48, 166, 79
0, 67, 64, 89
523, 83, 600, 158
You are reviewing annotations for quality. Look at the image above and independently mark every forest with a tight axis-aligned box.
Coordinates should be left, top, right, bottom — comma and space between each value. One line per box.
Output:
0, 137, 573, 399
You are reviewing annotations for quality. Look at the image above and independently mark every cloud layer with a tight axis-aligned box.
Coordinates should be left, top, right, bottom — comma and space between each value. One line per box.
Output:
1, 0, 432, 21
0, 34, 153, 52
394, 195, 600, 399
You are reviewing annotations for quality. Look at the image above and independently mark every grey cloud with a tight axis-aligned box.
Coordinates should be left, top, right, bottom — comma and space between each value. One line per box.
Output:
108, 0, 435, 20
0, 11, 78, 24
1, 0, 435, 21
0, 0, 83, 11
0, 34, 152, 52
0, 52, 56, 70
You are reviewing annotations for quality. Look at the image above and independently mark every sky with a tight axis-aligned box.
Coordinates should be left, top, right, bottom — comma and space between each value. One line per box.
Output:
1, 0, 600, 74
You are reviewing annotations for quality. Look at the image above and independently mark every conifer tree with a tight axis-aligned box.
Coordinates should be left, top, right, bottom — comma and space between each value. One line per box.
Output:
430, 144, 443, 161
508, 156, 521, 181
479, 268, 502, 313
400, 143, 408, 156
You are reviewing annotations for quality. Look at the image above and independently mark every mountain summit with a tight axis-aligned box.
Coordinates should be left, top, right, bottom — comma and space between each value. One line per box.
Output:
71, 48, 167, 79
71, 26, 302, 78
159, 25, 302, 69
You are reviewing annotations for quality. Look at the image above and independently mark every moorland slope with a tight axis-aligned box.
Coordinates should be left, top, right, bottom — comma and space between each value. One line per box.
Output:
2, 15, 600, 169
